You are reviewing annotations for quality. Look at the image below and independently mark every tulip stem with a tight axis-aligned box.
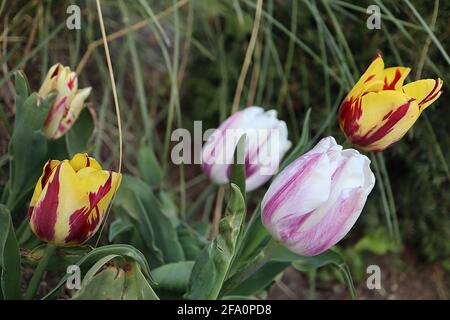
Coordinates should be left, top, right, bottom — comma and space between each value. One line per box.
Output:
25, 244, 57, 300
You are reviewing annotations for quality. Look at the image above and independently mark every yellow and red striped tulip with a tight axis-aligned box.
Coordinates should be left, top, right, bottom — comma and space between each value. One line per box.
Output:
38, 63, 92, 140
338, 54, 443, 151
28, 153, 121, 246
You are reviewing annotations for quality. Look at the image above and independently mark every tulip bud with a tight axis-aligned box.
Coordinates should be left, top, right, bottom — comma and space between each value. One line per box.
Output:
261, 137, 375, 256
29, 153, 121, 246
202, 106, 291, 191
339, 54, 442, 151
38, 63, 92, 140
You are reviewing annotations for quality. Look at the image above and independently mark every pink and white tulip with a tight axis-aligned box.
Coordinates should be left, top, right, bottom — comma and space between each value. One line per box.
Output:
202, 106, 291, 191
261, 137, 375, 256
38, 63, 92, 140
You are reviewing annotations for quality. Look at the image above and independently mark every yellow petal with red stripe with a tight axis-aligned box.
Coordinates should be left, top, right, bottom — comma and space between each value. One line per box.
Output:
345, 54, 384, 102
69, 153, 102, 171
402, 78, 443, 110
29, 154, 121, 246
343, 90, 421, 151
383, 67, 411, 90
339, 54, 443, 151
29, 160, 60, 210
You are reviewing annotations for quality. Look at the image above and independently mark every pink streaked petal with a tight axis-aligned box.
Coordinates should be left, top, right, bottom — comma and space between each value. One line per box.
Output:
261, 153, 331, 226
288, 187, 366, 256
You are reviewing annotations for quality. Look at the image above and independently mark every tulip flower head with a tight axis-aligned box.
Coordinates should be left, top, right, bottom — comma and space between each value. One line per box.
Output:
261, 137, 375, 256
339, 54, 443, 151
29, 154, 121, 246
39, 63, 92, 140
202, 106, 291, 191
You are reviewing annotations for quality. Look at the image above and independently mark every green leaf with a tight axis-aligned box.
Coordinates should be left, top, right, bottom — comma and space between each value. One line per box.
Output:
152, 261, 194, 294
0, 205, 21, 299
43, 244, 154, 299
177, 224, 207, 261
114, 175, 185, 266
137, 144, 162, 186
226, 261, 289, 297
230, 207, 271, 276
271, 244, 357, 299
72, 255, 159, 300
22, 245, 90, 273
186, 184, 246, 299
108, 217, 134, 243
230, 134, 246, 200
14, 71, 30, 115
279, 108, 311, 170
65, 108, 95, 156
7, 86, 56, 213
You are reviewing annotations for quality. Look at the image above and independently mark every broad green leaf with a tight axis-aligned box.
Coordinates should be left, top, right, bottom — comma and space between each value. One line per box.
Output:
230, 134, 246, 200
7, 86, 56, 213
43, 244, 153, 299
22, 245, 90, 273
115, 192, 165, 267
114, 175, 185, 266
152, 261, 194, 294
177, 224, 207, 261
73, 259, 126, 300
186, 184, 246, 299
65, 108, 95, 156
0, 205, 21, 299
271, 244, 357, 299
225, 261, 289, 297
230, 207, 271, 276
108, 217, 134, 243
279, 108, 311, 170
14, 71, 30, 117
73, 255, 158, 300
137, 144, 162, 186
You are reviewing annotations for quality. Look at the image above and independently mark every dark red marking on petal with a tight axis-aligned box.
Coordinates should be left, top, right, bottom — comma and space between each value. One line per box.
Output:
383, 69, 402, 90
67, 76, 76, 90
338, 97, 362, 138
31, 164, 61, 242
382, 110, 393, 121
65, 173, 113, 244
86, 157, 91, 167
364, 74, 375, 83
41, 160, 55, 189
44, 96, 68, 127
351, 99, 413, 148
50, 65, 60, 78
418, 80, 441, 108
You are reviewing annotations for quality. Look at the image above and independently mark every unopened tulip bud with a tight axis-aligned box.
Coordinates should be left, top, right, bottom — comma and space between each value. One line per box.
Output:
202, 106, 291, 191
262, 137, 375, 256
39, 63, 92, 140
29, 153, 121, 246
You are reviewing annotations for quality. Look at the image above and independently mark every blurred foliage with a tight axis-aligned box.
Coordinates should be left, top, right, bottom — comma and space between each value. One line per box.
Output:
0, 0, 448, 281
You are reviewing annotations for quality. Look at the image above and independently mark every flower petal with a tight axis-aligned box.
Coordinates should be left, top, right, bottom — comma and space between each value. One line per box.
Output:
346, 90, 421, 151
69, 153, 102, 172
345, 54, 384, 101
402, 78, 443, 110
383, 67, 411, 90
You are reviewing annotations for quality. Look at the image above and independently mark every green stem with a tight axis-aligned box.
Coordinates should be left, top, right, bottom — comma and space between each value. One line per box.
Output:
222, 239, 278, 295
25, 244, 57, 300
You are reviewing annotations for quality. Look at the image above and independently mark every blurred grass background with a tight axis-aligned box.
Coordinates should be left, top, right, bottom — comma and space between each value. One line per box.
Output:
0, 0, 448, 298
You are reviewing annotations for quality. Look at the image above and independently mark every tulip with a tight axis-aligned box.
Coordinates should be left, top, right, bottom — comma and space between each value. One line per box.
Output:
202, 106, 291, 191
339, 54, 443, 151
261, 137, 375, 256
38, 63, 92, 140
28, 153, 121, 246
